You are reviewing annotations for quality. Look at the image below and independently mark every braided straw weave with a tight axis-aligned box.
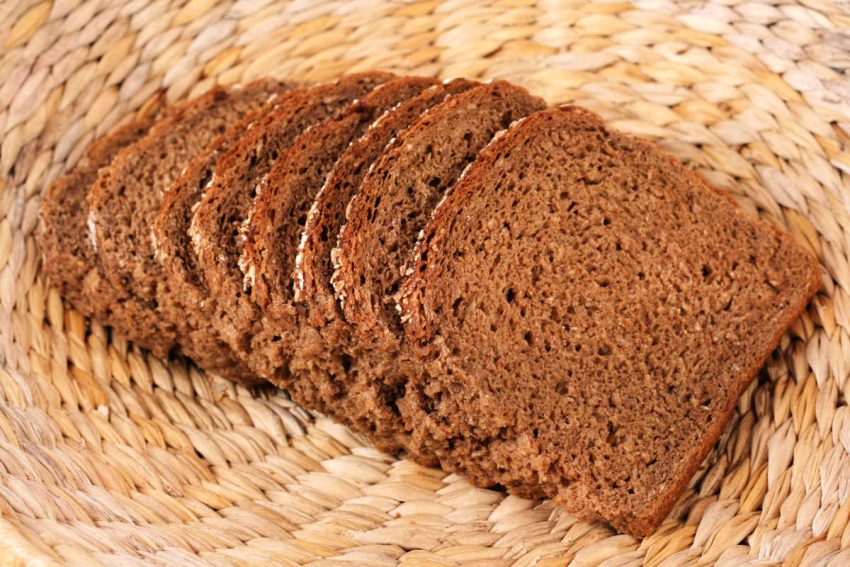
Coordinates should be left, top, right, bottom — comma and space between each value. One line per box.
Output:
2, 0, 850, 564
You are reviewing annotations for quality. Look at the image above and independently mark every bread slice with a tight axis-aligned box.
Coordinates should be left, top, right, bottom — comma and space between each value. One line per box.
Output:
238, 76, 440, 399
87, 79, 289, 356
39, 112, 197, 355
328, 81, 547, 454
153, 84, 298, 381
288, 79, 478, 434
41, 115, 156, 320
189, 72, 394, 370
394, 105, 821, 536
295, 79, 477, 328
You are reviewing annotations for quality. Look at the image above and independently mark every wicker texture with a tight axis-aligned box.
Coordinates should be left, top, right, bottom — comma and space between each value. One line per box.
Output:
1, 0, 849, 564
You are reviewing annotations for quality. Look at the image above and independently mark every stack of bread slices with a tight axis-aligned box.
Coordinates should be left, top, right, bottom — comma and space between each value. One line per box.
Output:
40, 73, 820, 536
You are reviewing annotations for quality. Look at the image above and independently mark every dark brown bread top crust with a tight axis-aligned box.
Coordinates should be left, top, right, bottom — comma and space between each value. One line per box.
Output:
237, 76, 439, 388
286, 79, 478, 447
88, 79, 287, 356
190, 72, 393, 367
324, 81, 547, 455
40, 116, 156, 319
153, 83, 298, 382
395, 106, 821, 536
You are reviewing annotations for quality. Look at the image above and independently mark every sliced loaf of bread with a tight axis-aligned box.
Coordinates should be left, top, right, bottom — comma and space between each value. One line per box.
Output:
394, 105, 821, 536
238, 76, 440, 398
190, 72, 393, 370
153, 83, 298, 381
328, 81, 547, 455
288, 79, 478, 440
87, 79, 289, 356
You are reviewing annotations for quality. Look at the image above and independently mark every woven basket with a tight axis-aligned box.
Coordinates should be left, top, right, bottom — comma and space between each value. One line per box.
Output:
2, 0, 850, 565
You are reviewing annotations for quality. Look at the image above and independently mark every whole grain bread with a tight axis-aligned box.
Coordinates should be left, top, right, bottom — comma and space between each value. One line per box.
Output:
153, 83, 298, 381
288, 79, 478, 437
394, 105, 821, 536
328, 81, 547, 455
190, 72, 393, 371
238, 76, 440, 399
88, 79, 289, 356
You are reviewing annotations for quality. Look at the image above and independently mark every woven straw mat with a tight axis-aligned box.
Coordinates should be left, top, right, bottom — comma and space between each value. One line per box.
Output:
1, 0, 850, 565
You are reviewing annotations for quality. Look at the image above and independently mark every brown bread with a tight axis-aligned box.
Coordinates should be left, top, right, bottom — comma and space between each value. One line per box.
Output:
394, 105, 821, 536
87, 79, 288, 356
294, 79, 477, 327
189, 72, 393, 371
39, 114, 191, 354
329, 81, 547, 455
40, 116, 156, 320
153, 83, 298, 381
238, 76, 440, 400
289, 79, 478, 434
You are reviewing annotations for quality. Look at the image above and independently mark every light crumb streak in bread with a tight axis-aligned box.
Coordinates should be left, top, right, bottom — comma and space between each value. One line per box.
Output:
86, 210, 97, 251
150, 225, 162, 262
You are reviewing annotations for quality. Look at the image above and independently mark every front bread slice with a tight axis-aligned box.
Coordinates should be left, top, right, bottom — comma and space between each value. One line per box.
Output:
395, 105, 821, 536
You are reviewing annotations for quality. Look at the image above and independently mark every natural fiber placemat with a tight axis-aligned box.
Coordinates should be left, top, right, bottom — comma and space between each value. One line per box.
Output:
1, 0, 849, 565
